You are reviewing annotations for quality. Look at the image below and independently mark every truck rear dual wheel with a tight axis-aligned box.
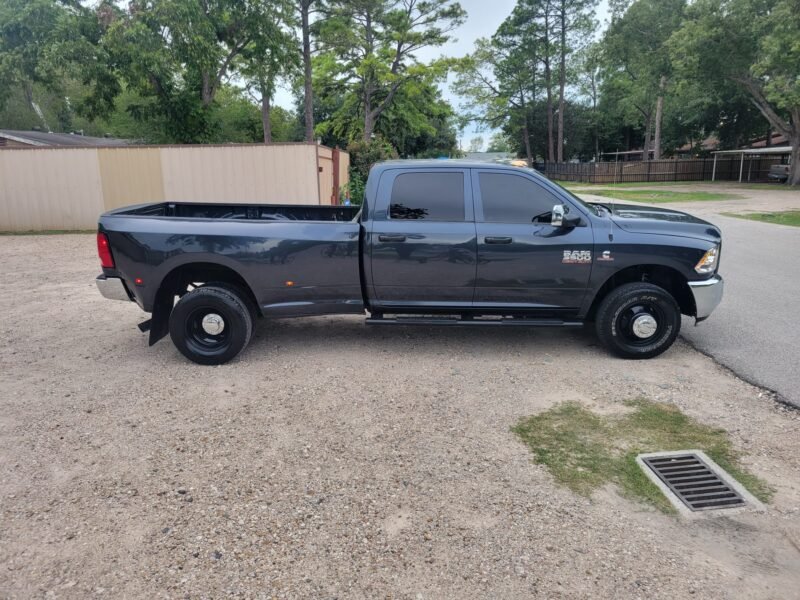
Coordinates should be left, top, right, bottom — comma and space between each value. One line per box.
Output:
169, 286, 253, 365
595, 282, 681, 360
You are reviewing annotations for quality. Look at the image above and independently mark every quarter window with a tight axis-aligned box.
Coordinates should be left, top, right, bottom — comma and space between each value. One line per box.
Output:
479, 172, 560, 223
390, 172, 465, 221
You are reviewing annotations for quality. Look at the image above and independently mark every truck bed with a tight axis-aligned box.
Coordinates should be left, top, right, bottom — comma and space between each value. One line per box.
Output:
99, 202, 364, 317
111, 201, 360, 222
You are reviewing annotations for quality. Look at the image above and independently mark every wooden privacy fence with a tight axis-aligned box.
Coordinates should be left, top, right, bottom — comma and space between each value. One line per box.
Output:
538, 157, 784, 184
0, 142, 349, 231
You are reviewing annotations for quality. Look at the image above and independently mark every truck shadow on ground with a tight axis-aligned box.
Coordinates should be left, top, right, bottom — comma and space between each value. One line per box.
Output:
247, 315, 608, 360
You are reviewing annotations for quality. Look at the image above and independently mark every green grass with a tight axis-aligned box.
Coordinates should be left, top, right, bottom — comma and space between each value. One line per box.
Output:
578, 189, 737, 203
722, 210, 800, 227
559, 180, 694, 190
512, 398, 773, 514
0, 229, 95, 235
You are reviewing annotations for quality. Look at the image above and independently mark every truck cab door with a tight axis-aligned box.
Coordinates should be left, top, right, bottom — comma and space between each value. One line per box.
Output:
472, 169, 593, 312
367, 168, 477, 309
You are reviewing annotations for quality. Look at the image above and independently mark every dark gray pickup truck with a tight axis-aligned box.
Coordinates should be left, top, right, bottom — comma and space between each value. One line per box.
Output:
96, 160, 723, 364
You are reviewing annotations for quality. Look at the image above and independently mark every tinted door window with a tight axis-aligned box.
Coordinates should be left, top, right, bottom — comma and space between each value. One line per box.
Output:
479, 173, 559, 223
390, 172, 465, 221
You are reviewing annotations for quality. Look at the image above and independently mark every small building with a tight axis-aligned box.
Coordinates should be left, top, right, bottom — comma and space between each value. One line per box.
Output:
0, 142, 349, 231
675, 136, 719, 158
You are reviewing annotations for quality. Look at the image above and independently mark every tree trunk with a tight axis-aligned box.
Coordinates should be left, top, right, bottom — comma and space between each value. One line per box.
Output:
301, 1, 314, 142
261, 93, 272, 144
544, 10, 554, 163
364, 113, 375, 142
595, 133, 599, 163
557, 0, 566, 163
653, 75, 666, 160
591, 74, 599, 161
364, 80, 375, 142
523, 124, 533, 167
642, 115, 652, 162
735, 79, 798, 186
789, 134, 800, 187
201, 72, 213, 106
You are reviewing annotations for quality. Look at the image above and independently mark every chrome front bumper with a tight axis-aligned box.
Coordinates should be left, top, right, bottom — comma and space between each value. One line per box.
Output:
688, 276, 723, 321
96, 275, 132, 302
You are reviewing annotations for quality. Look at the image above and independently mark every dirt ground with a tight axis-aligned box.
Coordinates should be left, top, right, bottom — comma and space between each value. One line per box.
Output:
2, 234, 800, 599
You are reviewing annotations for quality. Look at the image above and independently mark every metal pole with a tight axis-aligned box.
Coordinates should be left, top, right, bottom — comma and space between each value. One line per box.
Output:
712, 153, 718, 181
739, 152, 745, 183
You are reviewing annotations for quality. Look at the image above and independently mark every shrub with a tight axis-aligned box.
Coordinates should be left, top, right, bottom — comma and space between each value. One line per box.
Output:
345, 137, 398, 204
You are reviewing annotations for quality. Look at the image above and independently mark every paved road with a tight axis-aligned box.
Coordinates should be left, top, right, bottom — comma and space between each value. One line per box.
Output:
679, 214, 800, 406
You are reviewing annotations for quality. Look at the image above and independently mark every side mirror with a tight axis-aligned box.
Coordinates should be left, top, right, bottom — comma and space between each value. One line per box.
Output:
551, 204, 582, 228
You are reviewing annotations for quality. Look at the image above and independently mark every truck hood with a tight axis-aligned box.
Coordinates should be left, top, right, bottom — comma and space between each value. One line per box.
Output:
602, 204, 722, 243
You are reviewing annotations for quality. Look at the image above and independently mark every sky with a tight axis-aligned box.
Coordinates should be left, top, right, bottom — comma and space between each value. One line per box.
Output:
274, 0, 610, 151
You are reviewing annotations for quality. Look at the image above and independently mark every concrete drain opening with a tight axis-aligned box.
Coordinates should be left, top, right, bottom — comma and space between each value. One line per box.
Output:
637, 450, 764, 515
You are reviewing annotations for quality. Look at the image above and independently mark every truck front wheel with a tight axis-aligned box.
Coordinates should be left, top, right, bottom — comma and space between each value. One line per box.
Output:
595, 282, 681, 359
169, 286, 253, 365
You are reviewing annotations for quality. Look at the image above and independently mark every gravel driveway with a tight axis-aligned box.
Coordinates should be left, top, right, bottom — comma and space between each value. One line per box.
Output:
2, 234, 800, 599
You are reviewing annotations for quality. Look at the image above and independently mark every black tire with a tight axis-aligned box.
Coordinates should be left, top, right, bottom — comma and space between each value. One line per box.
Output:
169, 286, 253, 365
202, 281, 260, 322
595, 282, 681, 359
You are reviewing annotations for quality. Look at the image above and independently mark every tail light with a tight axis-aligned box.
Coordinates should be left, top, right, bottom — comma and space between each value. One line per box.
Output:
97, 232, 115, 268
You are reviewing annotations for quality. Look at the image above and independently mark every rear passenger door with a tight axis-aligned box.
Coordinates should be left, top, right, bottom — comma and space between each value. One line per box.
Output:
369, 168, 477, 308
472, 169, 593, 310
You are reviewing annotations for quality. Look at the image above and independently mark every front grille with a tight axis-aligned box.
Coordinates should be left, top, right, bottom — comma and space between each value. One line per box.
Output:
642, 453, 745, 511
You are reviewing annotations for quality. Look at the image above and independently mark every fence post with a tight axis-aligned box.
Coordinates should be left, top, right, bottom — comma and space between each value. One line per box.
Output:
331, 147, 340, 205
646, 160, 651, 182
674, 159, 679, 181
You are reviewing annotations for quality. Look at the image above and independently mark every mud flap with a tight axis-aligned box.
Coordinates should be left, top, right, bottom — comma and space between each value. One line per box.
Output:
148, 290, 174, 346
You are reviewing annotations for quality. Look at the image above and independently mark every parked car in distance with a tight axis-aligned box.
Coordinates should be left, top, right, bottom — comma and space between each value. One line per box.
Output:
96, 160, 723, 365
767, 163, 790, 183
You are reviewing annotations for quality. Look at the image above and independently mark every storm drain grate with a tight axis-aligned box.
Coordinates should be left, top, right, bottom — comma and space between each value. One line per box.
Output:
641, 453, 746, 511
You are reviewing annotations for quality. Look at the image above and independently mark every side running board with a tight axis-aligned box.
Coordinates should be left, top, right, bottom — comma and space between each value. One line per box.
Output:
365, 316, 583, 327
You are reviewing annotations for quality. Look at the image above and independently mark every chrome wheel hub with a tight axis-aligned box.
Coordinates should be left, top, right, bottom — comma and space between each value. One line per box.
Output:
201, 313, 225, 335
631, 314, 658, 339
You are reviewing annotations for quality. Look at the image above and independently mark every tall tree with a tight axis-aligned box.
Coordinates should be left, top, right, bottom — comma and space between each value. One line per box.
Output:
553, 0, 596, 162
103, 0, 282, 142
239, 1, 298, 143
319, 0, 465, 142
576, 42, 603, 160
468, 136, 484, 153
453, 33, 538, 165
671, 0, 800, 185
602, 0, 685, 160
0, 0, 115, 129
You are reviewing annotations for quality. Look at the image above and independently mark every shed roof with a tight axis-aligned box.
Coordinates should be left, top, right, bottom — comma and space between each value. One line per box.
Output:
711, 146, 792, 156
0, 129, 131, 147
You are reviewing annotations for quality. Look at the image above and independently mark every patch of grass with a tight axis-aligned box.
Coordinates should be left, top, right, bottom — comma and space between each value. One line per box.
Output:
0, 229, 95, 235
512, 398, 773, 513
580, 189, 737, 203
722, 210, 800, 227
